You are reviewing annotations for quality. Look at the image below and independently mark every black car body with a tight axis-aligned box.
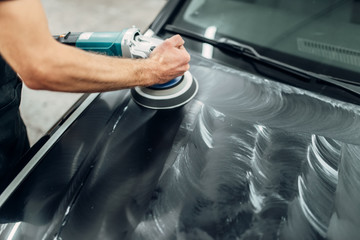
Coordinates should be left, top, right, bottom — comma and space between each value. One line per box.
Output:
1, 0, 360, 239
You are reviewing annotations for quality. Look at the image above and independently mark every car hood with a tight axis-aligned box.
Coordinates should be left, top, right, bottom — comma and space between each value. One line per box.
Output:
1, 53, 360, 239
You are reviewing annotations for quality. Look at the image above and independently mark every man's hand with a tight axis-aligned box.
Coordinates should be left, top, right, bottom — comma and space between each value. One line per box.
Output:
148, 35, 191, 85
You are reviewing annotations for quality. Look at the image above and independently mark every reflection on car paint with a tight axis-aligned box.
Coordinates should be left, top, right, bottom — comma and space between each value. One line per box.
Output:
1, 55, 360, 240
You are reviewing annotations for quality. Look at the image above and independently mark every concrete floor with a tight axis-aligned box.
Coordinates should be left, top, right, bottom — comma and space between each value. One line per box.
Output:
20, 0, 166, 145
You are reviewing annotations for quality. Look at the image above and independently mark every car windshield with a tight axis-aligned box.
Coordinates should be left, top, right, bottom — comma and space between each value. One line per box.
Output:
171, 0, 360, 81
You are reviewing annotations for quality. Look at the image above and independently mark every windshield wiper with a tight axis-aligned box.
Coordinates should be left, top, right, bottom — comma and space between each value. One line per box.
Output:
164, 24, 360, 97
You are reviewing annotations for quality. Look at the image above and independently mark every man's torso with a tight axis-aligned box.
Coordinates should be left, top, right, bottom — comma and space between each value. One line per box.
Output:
0, 55, 29, 189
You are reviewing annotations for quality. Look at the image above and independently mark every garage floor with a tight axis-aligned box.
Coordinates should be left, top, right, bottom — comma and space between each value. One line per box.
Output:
20, 0, 166, 145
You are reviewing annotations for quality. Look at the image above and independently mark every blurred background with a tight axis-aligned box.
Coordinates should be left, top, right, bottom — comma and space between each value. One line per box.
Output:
20, 0, 167, 145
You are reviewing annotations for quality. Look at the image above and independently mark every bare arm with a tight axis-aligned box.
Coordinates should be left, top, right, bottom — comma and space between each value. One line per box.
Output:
0, 0, 190, 92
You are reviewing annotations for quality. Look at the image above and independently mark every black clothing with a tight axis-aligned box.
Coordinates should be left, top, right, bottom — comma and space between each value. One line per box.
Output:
0, 55, 29, 187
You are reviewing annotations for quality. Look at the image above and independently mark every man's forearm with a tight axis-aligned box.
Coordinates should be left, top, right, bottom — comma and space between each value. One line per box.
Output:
0, 0, 190, 93
20, 40, 157, 92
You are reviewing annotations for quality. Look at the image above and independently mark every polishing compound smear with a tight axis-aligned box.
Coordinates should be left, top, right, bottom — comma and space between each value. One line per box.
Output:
131, 71, 199, 110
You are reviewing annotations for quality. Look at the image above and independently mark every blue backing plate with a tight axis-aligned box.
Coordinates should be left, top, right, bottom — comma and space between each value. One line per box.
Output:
149, 76, 183, 89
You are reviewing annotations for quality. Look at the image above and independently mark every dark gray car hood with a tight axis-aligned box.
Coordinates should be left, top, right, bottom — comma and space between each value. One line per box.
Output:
1, 53, 360, 240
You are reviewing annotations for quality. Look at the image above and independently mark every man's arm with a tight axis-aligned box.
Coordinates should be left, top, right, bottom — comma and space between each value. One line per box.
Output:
0, 0, 190, 92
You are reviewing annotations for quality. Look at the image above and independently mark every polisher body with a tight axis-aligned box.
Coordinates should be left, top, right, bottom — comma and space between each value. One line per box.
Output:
55, 28, 198, 109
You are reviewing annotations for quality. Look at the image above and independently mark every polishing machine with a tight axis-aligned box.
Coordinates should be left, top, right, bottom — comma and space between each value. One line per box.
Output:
55, 28, 198, 109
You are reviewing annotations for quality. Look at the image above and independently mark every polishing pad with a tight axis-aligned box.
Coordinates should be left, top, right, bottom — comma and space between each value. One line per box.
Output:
131, 71, 198, 110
